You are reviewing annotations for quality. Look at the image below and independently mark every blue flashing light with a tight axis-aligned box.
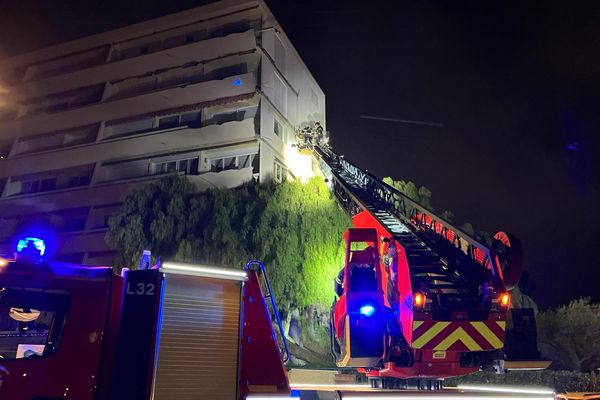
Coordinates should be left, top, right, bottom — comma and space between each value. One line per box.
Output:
232, 77, 243, 86
359, 304, 375, 317
567, 141, 579, 152
16, 237, 46, 256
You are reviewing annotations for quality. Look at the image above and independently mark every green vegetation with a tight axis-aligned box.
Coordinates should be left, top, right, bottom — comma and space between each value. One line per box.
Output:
537, 298, 600, 372
107, 175, 600, 374
106, 176, 350, 311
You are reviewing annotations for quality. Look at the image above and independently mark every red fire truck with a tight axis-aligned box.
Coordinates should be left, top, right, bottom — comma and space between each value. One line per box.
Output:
0, 239, 291, 400
298, 124, 542, 389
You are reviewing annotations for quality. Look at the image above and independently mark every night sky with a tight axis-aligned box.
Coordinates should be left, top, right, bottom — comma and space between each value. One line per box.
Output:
1, 1, 599, 309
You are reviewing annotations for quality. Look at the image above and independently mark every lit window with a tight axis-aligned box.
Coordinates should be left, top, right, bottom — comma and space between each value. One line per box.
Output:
154, 158, 197, 175
209, 153, 258, 173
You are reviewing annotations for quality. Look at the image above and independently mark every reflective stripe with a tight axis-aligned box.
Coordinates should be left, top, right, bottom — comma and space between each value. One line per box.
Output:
471, 321, 504, 349
412, 321, 450, 348
412, 320, 506, 350
413, 320, 424, 330
337, 315, 351, 367
434, 327, 482, 351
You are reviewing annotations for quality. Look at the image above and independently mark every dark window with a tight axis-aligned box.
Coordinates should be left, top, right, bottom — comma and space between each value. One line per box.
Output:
178, 159, 188, 173
0, 140, 13, 158
0, 286, 71, 360
63, 217, 86, 232
40, 178, 56, 192
210, 159, 224, 172
21, 180, 40, 194
224, 157, 237, 171
181, 111, 201, 128
274, 119, 282, 137
68, 175, 90, 188
158, 115, 179, 130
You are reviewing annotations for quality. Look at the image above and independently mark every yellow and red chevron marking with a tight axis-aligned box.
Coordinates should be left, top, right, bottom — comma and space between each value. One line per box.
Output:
411, 320, 506, 351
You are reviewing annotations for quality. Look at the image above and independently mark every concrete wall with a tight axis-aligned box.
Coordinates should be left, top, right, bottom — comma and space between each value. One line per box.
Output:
0, 0, 326, 263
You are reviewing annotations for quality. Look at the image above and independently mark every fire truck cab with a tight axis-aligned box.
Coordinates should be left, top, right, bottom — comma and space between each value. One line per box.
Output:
0, 237, 290, 400
0, 259, 122, 398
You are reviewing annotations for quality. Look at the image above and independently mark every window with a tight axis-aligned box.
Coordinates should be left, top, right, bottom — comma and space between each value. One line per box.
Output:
108, 118, 154, 138
180, 111, 201, 128
68, 175, 90, 188
0, 286, 71, 360
40, 178, 56, 192
106, 110, 201, 140
273, 160, 285, 183
21, 84, 104, 117
154, 158, 198, 175
15, 125, 98, 155
63, 217, 87, 232
0, 140, 12, 159
212, 110, 244, 125
158, 111, 201, 130
23, 46, 108, 82
274, 118, 283, 138
209, 153, 258, 173
21, 180, 40, 195
158, 115, 179, 130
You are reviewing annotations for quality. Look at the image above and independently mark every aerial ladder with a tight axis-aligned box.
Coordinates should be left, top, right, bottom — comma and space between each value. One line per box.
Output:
296, 123, 543, 389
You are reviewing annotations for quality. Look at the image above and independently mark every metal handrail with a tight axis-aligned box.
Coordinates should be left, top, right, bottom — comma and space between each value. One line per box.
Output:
245, 260, 291, 363
313, 145, 505, 287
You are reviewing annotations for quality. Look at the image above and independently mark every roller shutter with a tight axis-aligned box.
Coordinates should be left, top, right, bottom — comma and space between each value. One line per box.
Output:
153, 272, 242, 400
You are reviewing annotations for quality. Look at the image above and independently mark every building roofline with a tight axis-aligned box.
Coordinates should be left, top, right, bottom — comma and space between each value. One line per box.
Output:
1, 0, 259, 69
257, 0, 325, 97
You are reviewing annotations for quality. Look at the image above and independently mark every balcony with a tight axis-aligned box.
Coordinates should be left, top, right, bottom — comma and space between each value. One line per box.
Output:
2, 165, 94, 198
0, 118, 257, 180
0, 72, 257, 142
15, 30, 257, 99
0, 179, 151, 219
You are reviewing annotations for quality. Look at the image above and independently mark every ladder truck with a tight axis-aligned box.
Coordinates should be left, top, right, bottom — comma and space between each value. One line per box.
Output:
296, 123, 542, 389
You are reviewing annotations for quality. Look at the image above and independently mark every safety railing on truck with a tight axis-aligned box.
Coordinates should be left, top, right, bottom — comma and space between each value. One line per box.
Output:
245, 260, 291, 363
313, 145, 505, 286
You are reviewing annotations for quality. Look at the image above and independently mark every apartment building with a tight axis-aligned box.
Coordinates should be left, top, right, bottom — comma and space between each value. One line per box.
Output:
0, 0, 325, 265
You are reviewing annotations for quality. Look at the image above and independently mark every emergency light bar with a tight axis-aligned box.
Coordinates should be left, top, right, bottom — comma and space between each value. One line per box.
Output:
16, 237, 46, 256
161, 261, 248, 281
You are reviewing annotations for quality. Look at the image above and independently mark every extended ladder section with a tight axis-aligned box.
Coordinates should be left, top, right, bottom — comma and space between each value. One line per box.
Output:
312, 144, 504, 311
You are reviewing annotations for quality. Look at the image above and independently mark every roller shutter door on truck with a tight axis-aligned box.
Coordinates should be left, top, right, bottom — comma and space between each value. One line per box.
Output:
152, 271, 242, 400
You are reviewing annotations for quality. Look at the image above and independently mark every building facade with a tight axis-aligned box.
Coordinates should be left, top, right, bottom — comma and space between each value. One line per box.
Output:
0, 0, 324, 265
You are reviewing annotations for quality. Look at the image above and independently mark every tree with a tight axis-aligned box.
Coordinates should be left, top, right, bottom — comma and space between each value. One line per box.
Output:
536, 298, 600, 372
105, 176, 350, 312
